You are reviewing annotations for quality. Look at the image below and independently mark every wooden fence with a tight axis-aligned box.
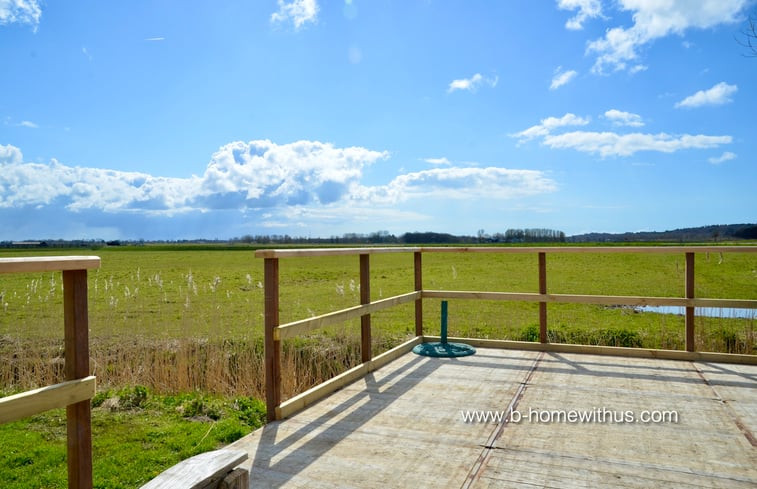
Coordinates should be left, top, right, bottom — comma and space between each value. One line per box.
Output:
255, 246, 757, 421
0, 256, 100, 489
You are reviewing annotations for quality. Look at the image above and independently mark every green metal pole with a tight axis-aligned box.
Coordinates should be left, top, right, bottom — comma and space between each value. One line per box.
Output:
441, 300, 448, 344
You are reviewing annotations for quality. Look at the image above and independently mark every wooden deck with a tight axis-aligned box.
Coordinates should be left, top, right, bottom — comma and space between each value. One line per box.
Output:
230, 348, 757, 488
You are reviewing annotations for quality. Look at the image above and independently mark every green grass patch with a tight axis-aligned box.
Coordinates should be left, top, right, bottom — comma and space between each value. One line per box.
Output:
0, 387, 265, 488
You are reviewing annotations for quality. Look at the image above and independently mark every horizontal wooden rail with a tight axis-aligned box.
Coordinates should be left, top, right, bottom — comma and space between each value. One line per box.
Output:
419, 246, 757, 254
255, 247, 421, 258
424, 337, 757, 365
0, 376, 96, 424
422, 290, 757, 309
256, 246, 757, 258
0, 256, 100, 274
276, 291, 421, 340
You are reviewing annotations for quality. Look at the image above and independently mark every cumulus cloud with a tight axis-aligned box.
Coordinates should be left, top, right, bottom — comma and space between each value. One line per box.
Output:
0, 143, 23, 164
0, 140, 386, 213
604, 109, 644, 127
447, 73, 498, 93
543, 131, 731, 157
512, 113, 590, 142
586, 0, 748, 73
675, 82, 738, 108
708, 151, 736, 164
550, 67, 578, 90
514, 112, 731, 157
0, 140, 556, 221
0, 0, 41, 30
557, 0, 602, 30
271, 0, 319, 29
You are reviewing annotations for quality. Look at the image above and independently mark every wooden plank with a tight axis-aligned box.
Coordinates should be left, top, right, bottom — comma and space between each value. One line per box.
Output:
254, 247, 421, 258
421, 290, 757, 309
422, 336, 757, 365
414, 251, 423, 336
686, 252, 696, 352
277, 336, 422, 419
0, 376, 96, 424
360, 254, 371, 363
418, 246, 757, 254
63, 269, 93, 489
255, 246, 757, 259
538, 252, 547, 344
140, 449, 248, 489
0, 256, 100, 274
264, 258, 281, 421
275, 291, 422, 341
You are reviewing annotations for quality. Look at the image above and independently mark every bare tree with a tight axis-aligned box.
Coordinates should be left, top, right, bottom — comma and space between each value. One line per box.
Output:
737, 13, 757, 57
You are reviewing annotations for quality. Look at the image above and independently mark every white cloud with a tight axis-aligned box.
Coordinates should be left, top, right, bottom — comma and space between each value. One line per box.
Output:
550, 67, 578, 90
271, 0, 319, 30
354, 167, 556, 204
708, 151, 736, 164
586, 0, 748, 73
0, 143, 23, 164
557, 0, 602, 30
0, 141, 557, 227
0, 140, 387, 213
512, 113, 590, 142
145, 37, 165, 42
675, 82, 738, 108
604, 109, 644, 127
0, 0, 41, 30
18, 120, 38, 128
515, 111, 732, 157
543, 131, 731, 157
447, 73, 498, 93
423, 157, 452, 166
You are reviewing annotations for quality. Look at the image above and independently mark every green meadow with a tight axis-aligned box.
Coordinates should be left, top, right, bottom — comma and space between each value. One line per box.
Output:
0, 245, 754, 487
1, 246, 755, 396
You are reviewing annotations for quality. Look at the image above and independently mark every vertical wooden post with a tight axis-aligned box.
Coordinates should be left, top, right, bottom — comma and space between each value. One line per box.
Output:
538, 252, 548, 344
414, 251, 423, 336
264, 258, 281, 421
360, 254, 371, 363
685, 252, 695, 352
63, 269, 93, 489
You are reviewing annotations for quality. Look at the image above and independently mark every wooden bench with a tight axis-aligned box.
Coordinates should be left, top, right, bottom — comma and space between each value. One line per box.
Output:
140, 449, 248, 489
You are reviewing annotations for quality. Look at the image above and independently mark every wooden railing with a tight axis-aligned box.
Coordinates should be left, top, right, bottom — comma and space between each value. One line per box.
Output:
256, 246, 757, 421
0, 256, 100, 489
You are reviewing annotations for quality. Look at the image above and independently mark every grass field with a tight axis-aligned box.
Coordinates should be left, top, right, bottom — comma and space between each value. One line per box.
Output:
0, 245, 755, 487
1, 246, 755, 397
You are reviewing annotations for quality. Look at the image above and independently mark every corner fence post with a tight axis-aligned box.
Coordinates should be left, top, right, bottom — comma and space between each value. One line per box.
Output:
685, 252, 695, 352
264, 258, 281, 421
360, 254, 371, 363
63, 269, 93, 489
414, 251, 423, 336
538, 252, 548, 343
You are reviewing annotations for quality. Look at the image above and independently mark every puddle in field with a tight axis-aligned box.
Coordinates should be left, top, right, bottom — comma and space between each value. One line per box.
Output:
637, 306, 755, 319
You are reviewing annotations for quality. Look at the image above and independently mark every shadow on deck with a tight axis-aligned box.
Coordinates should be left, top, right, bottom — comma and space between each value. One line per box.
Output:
230, 347, 757, 488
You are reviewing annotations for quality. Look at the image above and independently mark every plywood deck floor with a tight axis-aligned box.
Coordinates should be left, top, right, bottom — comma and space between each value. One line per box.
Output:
229, 348, 757, 488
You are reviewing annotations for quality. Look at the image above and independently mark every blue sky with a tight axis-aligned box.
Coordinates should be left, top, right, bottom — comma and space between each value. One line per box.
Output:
1, 0, 755, 240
